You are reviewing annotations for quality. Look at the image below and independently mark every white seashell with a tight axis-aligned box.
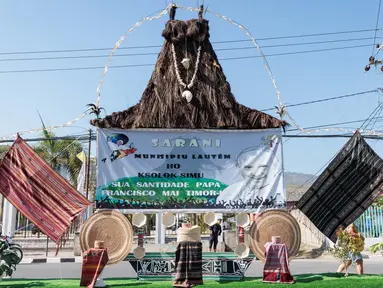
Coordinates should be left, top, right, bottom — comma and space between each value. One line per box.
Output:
182, 90, 193, 103
181, 58, 191, 69
132, 213, 147, 228
133, 247, 146, 259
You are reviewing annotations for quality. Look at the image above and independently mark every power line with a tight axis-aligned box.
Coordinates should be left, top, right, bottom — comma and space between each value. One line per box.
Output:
261, 89, 378, 112
373, 0, 382, 55
2, 132, 380, 144
0, 28, 378, 56
283, 134, 383, 140
286, 115, 383, 132
0, 44, 374, 74
215, 28, 379, 42
0, 37, 377, 63
360, 101, 383, 130
222, 44, 372, 61
0, 134, 95, 144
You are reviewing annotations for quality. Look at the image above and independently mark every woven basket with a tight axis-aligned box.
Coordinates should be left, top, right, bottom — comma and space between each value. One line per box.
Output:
177, 225, 201, 242
248, 209, 301, 262
80, 210, 133, 265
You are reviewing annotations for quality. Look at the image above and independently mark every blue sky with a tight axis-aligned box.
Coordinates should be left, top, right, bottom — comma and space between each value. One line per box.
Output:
0, 0, 382, 175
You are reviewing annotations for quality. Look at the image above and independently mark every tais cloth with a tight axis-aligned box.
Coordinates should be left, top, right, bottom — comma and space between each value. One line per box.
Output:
80, 248, 109, 288
173, 241, 203, 287
0, 136, 90, 243
296, 131, 383, 242
263, 243, 294, 284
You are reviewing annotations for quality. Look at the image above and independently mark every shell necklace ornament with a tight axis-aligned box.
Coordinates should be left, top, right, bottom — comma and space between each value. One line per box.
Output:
171, 43, 202, 103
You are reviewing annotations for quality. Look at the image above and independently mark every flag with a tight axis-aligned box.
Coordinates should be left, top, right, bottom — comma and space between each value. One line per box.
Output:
0, 136, 91, 243
77, 151, 87, 196
77, 151, 86, 162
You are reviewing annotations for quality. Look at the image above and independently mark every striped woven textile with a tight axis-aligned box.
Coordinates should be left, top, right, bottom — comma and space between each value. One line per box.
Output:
80, 249, 109, 288
296, 131, 383, 243
0, 136, 90, 243
174, 241, 203, 287
263, 243, 294, 284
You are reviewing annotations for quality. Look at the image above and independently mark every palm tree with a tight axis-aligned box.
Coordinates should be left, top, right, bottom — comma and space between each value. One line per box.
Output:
34, 114, 83, 187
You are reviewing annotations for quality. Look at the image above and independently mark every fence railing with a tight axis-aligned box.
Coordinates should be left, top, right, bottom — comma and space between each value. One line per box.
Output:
355, 206, 383, 238
13, 211, 78, 238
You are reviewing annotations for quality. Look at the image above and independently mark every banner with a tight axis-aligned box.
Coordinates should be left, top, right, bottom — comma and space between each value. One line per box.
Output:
96, 129, 285, 212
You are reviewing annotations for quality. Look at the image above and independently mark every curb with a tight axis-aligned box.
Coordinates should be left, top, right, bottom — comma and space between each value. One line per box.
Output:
20, 257, 83, 264
19, 255, 383, 265
20, 257, 134, 264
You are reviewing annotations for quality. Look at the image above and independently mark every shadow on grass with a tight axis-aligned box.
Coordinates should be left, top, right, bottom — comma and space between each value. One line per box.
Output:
293, 273, 381, 283
1, 279, 151, 288
294, 275, 324, 283
1, 281, 48, 288
106, 283, 151, 287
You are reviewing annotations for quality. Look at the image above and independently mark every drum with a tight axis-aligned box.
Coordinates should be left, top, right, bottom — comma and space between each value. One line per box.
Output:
248, 209, 301, 262
80, 210, 133, 265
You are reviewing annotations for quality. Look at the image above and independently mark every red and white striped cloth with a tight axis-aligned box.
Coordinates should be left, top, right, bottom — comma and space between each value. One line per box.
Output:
0, 136, 90, 243
80, 249, 109, 288
263, 243, 294, 284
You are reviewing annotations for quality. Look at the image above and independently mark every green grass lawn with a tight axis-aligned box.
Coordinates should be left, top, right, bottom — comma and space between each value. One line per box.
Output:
2, 274, 383, 288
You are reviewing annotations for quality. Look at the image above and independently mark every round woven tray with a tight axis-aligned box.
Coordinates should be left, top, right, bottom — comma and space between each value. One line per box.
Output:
248, 209, 301, 262
80, 210, 133, 265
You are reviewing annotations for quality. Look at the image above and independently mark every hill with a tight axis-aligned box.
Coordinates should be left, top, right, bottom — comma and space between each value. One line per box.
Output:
284, 171, 316, 202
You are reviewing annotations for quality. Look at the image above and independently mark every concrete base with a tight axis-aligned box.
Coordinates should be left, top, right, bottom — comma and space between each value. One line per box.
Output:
73, 232, 81, 256
95, 271, 106, 287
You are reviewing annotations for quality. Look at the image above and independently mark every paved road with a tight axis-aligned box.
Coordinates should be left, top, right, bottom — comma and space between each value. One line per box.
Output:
12, 259, 383, 279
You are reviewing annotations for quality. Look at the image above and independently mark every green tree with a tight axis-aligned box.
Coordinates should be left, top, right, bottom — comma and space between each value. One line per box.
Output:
0, 145, 10, 219
0, 145, 10, 160
33, 115, 83, 187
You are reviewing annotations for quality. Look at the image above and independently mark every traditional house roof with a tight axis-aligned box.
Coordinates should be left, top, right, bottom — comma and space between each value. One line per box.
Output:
91, 12, 286, 130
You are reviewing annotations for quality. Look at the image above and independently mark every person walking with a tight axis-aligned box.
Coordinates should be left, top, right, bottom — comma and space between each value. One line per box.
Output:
209, 219, 222, 252
336, 223, 365, 275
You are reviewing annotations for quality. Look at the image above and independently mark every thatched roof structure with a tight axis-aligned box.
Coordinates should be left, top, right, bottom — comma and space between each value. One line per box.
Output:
91, 13, 285, 129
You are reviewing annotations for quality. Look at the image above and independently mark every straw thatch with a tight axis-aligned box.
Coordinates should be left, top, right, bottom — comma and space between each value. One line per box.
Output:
91, 17, 286, 130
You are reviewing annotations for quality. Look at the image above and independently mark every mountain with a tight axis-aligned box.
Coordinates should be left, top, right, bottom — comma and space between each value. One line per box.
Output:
284, 172, 316, 202
285, 172, 316, 186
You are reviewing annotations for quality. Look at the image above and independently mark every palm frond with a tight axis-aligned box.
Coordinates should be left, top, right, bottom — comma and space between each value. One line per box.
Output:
86, 103, 106, 119
370, 242, 383, 254
37, 111, 54, 150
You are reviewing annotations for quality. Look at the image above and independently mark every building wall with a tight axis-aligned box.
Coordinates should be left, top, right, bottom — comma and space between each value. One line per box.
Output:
290, 208, 332, 249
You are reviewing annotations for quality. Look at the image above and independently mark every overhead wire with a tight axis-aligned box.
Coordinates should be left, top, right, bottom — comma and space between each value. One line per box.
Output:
372, 0, 382, 55
261, 89, 378, 112
370, 99, 383, 130
0, 28, 378, 56
204, 0, 212, 16
283, 134, 383, 140
0, 37, 378, 63
286, 116, 383, 133
360, 101, 383, 130
0, 44, 375, 74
